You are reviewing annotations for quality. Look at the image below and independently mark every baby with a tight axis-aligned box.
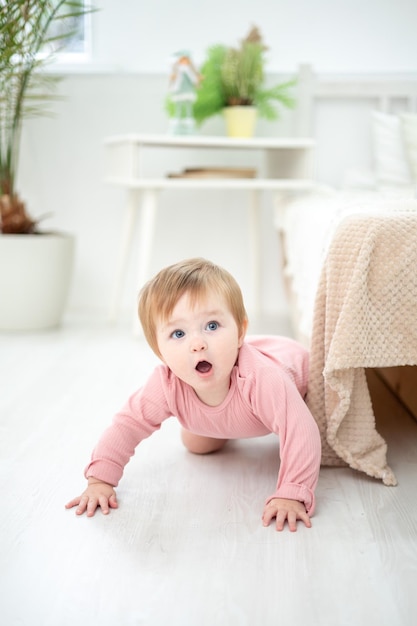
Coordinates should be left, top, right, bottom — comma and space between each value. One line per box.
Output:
66, 258, 321, 531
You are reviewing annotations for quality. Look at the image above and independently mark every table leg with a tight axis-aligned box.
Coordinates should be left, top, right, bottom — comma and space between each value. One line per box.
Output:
136, 189, 158, 292
133, 188, 158, 334
108, 189, 141, 322
248, 190, 261, 318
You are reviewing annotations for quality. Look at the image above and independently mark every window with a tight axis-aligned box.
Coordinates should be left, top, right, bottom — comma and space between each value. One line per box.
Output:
43, 2, 92, 63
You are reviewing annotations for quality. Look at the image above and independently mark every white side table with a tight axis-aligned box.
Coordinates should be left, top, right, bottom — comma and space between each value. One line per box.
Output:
104, 134, 316, 324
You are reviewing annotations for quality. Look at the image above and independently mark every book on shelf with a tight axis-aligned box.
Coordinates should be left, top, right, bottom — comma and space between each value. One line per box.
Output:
167, 167, 257, 179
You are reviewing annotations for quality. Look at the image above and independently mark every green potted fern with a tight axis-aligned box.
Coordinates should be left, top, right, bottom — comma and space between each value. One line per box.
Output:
0, 1, 91, 330
194, 26, 296, 137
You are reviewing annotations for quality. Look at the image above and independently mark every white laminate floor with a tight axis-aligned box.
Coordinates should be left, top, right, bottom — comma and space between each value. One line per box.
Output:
1, 315, 416, 626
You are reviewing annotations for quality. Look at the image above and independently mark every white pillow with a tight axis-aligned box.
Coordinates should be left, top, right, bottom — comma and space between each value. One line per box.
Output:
401, 113, 417, 181
372, 111, 412, 185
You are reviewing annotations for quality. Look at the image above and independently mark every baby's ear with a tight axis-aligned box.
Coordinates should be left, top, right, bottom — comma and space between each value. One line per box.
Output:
238, 318, 249, 346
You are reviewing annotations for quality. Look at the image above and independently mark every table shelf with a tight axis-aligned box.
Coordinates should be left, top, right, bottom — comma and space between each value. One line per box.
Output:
105, 176, 316, 191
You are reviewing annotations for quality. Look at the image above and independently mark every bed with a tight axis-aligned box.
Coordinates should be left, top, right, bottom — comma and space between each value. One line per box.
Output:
276, 67, 417, 485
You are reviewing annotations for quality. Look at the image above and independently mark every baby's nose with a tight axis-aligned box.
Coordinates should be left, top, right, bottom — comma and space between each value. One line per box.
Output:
190, 335, 207, 351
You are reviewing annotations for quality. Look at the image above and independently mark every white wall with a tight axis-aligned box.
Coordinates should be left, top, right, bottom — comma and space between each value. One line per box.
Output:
16, 1, 417, 327
90, 0, 417, 74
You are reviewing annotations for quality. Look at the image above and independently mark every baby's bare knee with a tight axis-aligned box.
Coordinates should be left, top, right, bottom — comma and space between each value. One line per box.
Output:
181, 429, 227, 454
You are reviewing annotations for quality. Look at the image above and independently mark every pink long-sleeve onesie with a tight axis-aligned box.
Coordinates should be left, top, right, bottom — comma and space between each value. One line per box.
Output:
85, 335, 321, 514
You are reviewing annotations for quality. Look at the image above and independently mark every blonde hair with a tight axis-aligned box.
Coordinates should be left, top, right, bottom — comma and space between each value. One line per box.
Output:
138, 258, 248, 358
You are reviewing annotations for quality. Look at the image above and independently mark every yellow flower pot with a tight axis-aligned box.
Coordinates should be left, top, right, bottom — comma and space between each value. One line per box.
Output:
223, 106, 257, 138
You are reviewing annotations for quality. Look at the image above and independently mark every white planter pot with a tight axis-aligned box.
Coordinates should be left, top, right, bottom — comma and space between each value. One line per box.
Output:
0, 232, 75, 331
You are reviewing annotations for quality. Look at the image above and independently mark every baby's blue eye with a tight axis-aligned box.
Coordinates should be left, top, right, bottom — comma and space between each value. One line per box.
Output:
172, 329, 185, 339
206, 321, 218, 331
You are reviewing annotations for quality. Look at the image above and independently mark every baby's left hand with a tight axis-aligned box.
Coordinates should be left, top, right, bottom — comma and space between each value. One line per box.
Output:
262, 497, 311, 532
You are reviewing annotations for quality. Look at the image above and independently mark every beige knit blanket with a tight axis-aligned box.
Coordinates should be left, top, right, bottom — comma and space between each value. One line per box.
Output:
306, 210, 417, 486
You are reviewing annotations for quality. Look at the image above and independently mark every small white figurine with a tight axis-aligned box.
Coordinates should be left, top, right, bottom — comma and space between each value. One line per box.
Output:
168, 50, 201, 134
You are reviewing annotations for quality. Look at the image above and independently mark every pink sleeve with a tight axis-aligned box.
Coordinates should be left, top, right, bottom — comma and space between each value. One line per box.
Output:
84, 367, 171, 486
252, 368, 321, 515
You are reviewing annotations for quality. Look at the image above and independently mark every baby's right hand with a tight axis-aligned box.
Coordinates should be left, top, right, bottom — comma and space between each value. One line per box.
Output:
65, 478, 118, 517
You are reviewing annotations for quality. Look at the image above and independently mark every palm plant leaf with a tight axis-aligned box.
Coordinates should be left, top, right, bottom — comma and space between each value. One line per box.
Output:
0, 1, 92, 199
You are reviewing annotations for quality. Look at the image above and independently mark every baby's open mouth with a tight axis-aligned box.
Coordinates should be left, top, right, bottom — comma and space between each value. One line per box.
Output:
195, 360, 212, 373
